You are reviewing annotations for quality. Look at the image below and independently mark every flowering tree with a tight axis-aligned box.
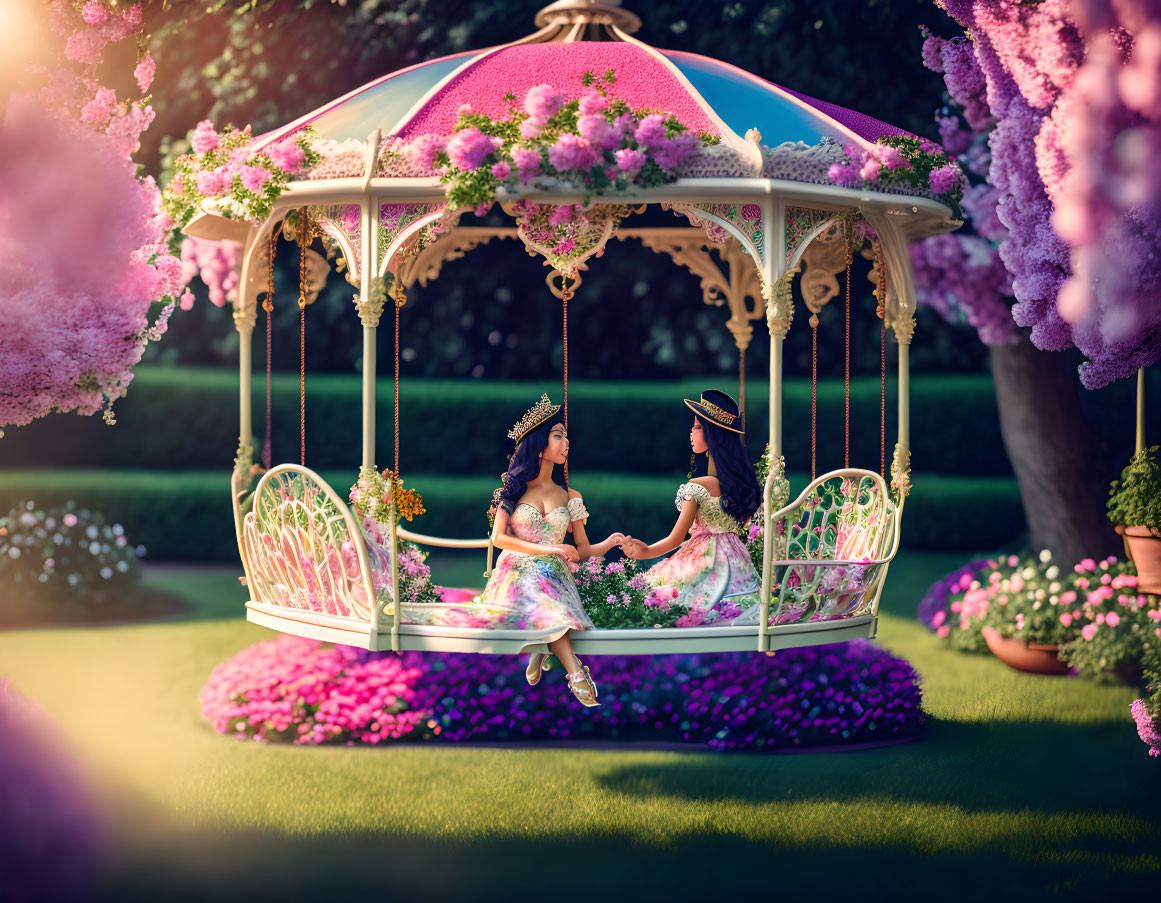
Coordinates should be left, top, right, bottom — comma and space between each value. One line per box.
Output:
0, 1, 185, 431
932, 0, 1160, 389
908, 2, 1161, 563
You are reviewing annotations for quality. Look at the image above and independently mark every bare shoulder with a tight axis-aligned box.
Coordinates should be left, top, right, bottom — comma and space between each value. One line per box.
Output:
691, 475, 720, 489
567, 487, 583, 499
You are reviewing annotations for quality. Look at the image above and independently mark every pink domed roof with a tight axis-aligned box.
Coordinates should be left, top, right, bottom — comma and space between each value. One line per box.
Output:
395, 42, 722, 138
254, 32, 918, 156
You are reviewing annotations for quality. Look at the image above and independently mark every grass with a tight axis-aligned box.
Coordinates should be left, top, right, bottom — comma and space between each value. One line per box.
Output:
1, 551, 1158, 900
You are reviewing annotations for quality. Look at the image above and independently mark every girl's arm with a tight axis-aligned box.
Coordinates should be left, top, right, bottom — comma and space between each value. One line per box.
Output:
491, 506, 578, 561
621, 499, 698, 560
568, 490, 624, 559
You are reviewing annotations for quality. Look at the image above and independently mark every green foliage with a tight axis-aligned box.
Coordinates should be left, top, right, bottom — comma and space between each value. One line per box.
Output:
1107, 446, 1161, 533
1141, 641, 1161, 722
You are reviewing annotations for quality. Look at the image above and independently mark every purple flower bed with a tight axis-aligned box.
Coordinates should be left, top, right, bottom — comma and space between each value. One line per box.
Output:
202, 638, 924, 751
0, 677, 105, 902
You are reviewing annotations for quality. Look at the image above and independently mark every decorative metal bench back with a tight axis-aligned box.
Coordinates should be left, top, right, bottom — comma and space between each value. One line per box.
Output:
241, 465, 380, 622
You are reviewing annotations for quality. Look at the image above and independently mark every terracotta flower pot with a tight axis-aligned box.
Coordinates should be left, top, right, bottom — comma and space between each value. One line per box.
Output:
981, 626, 1071, 675
1115, 525, 1161, 595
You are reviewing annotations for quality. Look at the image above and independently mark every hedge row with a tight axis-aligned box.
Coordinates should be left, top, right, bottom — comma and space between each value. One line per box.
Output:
0, 468, 1025, 561
2, 367, 1022, 476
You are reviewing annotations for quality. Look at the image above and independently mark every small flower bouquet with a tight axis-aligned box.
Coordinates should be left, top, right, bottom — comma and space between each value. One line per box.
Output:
569, 556, 684, 628
349, 468, 426, 529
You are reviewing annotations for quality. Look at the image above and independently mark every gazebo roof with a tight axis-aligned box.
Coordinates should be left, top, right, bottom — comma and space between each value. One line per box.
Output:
253, 4, 914, 155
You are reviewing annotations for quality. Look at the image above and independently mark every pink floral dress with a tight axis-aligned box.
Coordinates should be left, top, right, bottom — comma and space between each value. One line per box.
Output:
377, 497, 593, 642
644, 482, 760, 625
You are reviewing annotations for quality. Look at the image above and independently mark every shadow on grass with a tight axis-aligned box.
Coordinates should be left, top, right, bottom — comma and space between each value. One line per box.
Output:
592, 717, 1161, 821
97, 786, 1158, 903
86, 719, 1161, 902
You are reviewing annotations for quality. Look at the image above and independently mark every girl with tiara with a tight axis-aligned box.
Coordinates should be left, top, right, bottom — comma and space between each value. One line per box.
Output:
382, 394, 618, 706
620, 390, 763, 624
480, 393, 623, 706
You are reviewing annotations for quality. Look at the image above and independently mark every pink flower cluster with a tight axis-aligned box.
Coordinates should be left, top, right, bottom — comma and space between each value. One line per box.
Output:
1131, 698, 1161, 756
200, 635, 430, 744
1, 1, 185, 429
179, 237, 241, 308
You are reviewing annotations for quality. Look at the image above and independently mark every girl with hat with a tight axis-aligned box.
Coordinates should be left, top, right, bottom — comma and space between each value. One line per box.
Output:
620, 390, 762, 624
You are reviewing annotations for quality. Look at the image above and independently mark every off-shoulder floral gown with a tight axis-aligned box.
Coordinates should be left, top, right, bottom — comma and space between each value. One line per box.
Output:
644, 482, 760, 624
373, 496, 593, 643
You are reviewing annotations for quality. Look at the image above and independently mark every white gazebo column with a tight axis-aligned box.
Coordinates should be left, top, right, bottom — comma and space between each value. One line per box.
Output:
231, 236, 259, 590
359, 197, 377, 477
758, 194, 790, 651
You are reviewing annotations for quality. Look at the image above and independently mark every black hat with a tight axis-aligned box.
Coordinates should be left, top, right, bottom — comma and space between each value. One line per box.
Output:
684, 389, 743, 434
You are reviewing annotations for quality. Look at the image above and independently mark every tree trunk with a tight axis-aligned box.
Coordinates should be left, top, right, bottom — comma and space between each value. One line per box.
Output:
989, 337, 1120, 566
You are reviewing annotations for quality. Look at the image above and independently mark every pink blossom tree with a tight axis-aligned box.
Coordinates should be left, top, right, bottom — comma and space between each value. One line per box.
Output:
0, 1, 185, 431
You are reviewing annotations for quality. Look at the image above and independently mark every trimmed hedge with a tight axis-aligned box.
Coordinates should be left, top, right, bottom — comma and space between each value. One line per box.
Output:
2, 366, 1018, 476
0, 468, 1025, 561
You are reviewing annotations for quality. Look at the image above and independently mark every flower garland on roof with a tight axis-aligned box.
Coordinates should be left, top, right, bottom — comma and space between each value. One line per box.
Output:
827, 135, 967, 217
391, 70, 718, 270
416, 71, 716, 208
163, 124, 322, 227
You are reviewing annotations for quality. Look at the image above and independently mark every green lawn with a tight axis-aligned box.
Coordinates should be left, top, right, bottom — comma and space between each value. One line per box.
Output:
2, 551, 1158, 900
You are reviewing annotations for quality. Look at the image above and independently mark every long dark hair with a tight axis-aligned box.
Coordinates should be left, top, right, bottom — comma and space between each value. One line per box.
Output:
692, 414, 761, 522
487, 418, 562, 524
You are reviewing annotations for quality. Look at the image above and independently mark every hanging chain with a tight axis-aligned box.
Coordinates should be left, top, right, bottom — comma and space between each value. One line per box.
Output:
395, 286, 403, 477
262, 226, 277, 470
561, 275, 571, 488
875, 239, 887, 479
297, 209, 310, 467
844, 218, 852, 469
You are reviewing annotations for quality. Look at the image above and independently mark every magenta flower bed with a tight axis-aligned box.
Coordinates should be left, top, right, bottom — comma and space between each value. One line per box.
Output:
202, 637, 924, 751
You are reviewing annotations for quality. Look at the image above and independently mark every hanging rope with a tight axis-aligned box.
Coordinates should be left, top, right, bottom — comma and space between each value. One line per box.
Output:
395, 286, 402, 477
810, 311, 818, 482
261, 225, 278, 470
844, 219, 852, 469
561, 274, 571, 488
875, 239, 887, 479
739, 346, 746, 433
297, 209, 310, 467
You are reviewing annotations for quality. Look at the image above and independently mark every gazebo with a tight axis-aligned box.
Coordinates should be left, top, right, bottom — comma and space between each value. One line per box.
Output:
182, 0, 961, 654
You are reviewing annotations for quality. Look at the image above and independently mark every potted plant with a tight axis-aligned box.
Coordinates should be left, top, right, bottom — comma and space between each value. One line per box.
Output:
1107, 445, 1161, 594
937, 550, 1077, 674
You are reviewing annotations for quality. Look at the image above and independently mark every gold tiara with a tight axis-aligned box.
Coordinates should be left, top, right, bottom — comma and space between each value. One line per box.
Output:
508, 393, 561, 442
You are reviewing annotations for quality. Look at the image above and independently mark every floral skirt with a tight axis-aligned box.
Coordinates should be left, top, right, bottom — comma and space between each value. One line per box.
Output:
645, 528, 760, 625
389, 549, 592, 643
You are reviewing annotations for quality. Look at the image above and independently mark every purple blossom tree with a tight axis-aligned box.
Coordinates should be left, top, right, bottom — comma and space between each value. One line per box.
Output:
911, 4, 1161, 563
